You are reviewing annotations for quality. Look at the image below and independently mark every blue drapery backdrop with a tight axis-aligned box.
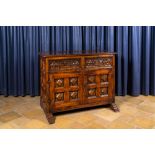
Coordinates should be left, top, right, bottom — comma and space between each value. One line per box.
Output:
0, 26, 155, 96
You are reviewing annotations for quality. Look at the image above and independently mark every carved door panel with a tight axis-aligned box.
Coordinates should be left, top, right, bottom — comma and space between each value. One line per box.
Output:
49, 73, 83, 112
83, 69, 113, 104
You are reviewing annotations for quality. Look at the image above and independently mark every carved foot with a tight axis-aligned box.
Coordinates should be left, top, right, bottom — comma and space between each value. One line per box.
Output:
111, 102, 119, 112
46, 113, 55, 124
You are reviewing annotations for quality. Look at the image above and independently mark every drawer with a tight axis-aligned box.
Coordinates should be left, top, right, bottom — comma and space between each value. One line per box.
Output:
84, 56, 113, 70
48, 58, 81, 73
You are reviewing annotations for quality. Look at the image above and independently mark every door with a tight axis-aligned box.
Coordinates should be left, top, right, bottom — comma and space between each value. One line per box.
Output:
83, 69, 114, 105
49, 72, 83, 112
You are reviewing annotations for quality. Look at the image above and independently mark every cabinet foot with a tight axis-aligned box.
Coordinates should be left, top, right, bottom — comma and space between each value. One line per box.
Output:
46, 113, 55, 124
111, 102, 119, 112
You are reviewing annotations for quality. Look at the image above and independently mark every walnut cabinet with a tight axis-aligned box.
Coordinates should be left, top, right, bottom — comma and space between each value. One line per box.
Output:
40, 52, 119, 124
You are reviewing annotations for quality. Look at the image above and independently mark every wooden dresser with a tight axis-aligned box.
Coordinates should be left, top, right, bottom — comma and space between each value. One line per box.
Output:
40, 52, 119, 124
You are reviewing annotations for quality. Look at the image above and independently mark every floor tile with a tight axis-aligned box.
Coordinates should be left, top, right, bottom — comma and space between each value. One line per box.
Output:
0, 95, 155, 128
0, 111, 21, 123
23, 119, 49, 129
94, 109, 121, 122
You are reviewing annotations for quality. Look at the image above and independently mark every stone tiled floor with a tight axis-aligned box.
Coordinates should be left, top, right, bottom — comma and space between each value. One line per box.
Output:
0, 95, 155, 129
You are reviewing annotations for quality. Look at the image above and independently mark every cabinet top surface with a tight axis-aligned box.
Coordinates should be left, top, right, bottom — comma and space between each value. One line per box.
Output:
40, 51, 116, 58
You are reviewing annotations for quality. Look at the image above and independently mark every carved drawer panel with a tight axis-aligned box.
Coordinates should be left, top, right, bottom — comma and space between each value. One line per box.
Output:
100, 87, 108, 96
49, 58, 81, 72
88, 88, 96, 98
55, 92, 64, 102
88, 76, 96, 84
100, 82, 109, 87
55, 78, 64, 88
100, 74, 108, 82
69, 91, 78, 100
85, 57, 112, 69
69, 77, 78, 86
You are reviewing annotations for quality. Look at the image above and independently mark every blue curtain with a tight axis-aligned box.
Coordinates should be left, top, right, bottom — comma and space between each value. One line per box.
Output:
0, 26, 155, 96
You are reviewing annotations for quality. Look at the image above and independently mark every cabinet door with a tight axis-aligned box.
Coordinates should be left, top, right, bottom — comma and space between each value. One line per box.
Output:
49, 72, 83, 112
83, 69, 114, 105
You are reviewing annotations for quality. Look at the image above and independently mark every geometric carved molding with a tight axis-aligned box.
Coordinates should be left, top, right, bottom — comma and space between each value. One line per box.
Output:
100, 74, 108, 82
55, 78, 64, 88
100, 87, 108, 96
69, 77, 78, 86
69, 91, 78, 100
85, 57, 112, 68
55, 92, 64, 102
88, 88, 96, 97
88, 76, 96, 84
49, 59, 80, 72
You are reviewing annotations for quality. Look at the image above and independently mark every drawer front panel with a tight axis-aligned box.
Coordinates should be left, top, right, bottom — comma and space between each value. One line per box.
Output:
85, 56, 113, 70
48, 58, 81, 73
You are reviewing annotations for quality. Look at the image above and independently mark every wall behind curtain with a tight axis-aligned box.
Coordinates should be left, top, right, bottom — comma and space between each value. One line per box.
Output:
0, 26, 155, 96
